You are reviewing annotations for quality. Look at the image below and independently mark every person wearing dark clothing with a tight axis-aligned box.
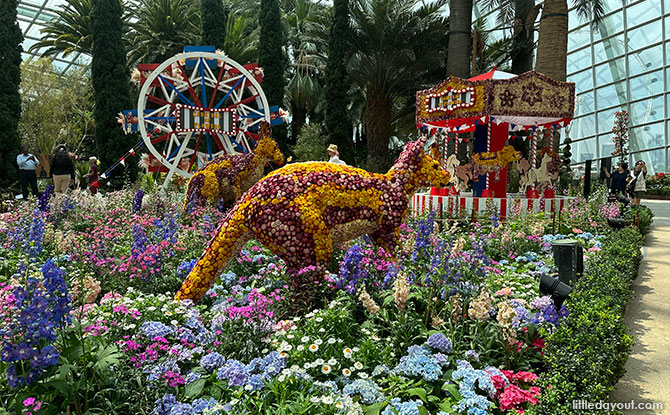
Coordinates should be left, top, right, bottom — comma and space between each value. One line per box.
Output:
603, 162, 629, 195
16, 145, 40, 199
49, 144, 75, 193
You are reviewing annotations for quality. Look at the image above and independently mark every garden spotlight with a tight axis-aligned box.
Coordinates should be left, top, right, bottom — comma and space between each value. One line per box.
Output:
551, 239, 583, 286
539, 273, 572, 308
607, 217, 628, 229
617, 194, 630, 206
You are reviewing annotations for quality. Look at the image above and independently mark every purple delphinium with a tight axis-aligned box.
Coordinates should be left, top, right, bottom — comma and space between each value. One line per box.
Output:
132, 188, 144, 213
336, 244, 368, 295
38, 185, 54, 212
0, 260, 71, 387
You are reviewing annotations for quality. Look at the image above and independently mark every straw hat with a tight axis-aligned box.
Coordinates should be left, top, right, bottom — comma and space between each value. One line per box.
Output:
327, 144, 338, 154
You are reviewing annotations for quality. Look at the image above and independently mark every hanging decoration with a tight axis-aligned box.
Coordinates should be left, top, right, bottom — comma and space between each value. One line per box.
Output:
611, 110, 630, 164
473, 145, 522, 168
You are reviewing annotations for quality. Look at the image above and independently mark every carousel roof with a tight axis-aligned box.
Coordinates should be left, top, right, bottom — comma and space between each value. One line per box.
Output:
416, 70, 575, 133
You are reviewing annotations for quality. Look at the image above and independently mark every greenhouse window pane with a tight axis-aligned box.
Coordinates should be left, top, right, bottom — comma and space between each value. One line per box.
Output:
626, 20, 662, 48
572, 137, 597, 162
630, 147, 666, 175
594, 11, 623, 40
629, 70, 662, 101
567, 47, 593, 73
599, 134, 615, 160
603, 0, 624, 13
593, 34, 625, 62
569, 28, 591, 52
569, 69, 594, 92
575, 91, 595, 115
629, 122, 664, 153
594, 56, 625, 85
597, 106, 623, 134
626, 1, 661, 27
628, 44, 663, 75
596, 81, 627, 109
629, 96, 664, 126
573, 114, 597, 140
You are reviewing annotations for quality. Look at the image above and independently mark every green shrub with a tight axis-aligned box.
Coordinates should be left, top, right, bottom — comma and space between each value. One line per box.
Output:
528, 228, 644, 415
292, 123, 328, 163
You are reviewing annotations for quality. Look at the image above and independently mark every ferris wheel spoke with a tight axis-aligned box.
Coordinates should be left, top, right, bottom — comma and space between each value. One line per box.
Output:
158, 75, 196, 107
214, 76, 245, 109
198, 58, 208, 106
190, 132, 204, 167
224, 94, 260, 111
176, 61, 202, 107
208, 64, 227, 109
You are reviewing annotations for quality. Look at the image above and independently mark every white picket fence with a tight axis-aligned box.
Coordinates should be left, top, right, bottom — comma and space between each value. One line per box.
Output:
410, 192, 575, 219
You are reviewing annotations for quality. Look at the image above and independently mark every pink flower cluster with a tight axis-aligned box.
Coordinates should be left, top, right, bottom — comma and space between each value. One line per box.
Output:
23, 397, 42, 415
223, 288, 283, 322
489, 369, 541, 413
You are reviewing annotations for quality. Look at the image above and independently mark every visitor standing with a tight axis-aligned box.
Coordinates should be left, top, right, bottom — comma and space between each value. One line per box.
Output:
16, 145, 40, 199
49, 144, 75, 193
571, 166, 583, 188
85, 156, 100, 195
603, 162, 629, 195
327, 144, 346, 165
628, 160, 647, 206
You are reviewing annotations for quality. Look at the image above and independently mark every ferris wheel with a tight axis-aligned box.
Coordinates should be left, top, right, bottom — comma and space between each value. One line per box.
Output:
133, 47, 271, 185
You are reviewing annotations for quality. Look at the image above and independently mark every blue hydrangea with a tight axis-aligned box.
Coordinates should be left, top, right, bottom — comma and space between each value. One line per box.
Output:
216, 359, 249, 387
342, 379, 385, 404
510, 300, 531, 329
184, 371, 202, 384
382, 398, 423, 415
140, 321, 174, 339
425, 333, 452, 353
464, 350, 479, 362
451, 360, 495, 415
372, 364, 390, 377
200, 352, 226, 373
393, 345, 443, 382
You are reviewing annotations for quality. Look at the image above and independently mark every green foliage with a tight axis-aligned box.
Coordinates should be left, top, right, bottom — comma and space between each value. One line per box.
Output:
201, 0, 228, 49
28, 0, 93, 58
292, 123, 328, 162
528, 228, 643, 415
19, 58, 94, 157
348, 0, 447, 172
631, 205, 653, 236
259, 0, 288, 149
127, 0, 201, 66
324, 0, 353, 163
223, 9, 260, 64
91, 0, 138, 186
0, 0, 22, 189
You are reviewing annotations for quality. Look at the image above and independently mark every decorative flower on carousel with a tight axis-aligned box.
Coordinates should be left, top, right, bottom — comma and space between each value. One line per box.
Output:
175, 136, 451, 303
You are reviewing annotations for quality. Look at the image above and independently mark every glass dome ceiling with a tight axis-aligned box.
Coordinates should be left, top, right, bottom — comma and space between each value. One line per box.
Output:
17, 0, 89, 73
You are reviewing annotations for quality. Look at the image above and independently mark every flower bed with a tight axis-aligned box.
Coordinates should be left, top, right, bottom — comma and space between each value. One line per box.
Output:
0, 188, 645, 415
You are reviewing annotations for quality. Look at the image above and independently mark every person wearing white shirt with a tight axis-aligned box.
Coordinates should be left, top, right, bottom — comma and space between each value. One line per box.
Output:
16, 145, 40, 199
327, 144, 346, 165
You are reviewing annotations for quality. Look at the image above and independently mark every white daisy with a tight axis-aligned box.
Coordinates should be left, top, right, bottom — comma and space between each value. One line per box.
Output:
315, 358, 325, 365
301, 336, 310, 343
327, 338, 336, 344
321, 365, 332, 374
309, 344, 319, 352
354, 362, 363, 370
342, 368, 351, 377
297, 345, 305, 351
358, 372, 369, 379
315, 339, 323, 345
321, 396, 334, 405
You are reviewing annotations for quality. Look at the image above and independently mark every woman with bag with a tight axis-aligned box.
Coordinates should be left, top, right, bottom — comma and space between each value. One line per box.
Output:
627, 160, 647, 206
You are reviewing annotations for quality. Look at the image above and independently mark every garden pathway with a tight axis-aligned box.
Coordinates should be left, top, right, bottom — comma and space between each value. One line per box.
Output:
611, 200, 670, 414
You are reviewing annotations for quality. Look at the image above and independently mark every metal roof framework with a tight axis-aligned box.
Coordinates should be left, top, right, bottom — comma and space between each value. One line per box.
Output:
17, 0, 89, 74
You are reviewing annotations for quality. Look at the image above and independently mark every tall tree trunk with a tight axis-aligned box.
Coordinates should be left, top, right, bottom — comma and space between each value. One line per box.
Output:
291, 104, 307, 143
365, 92, 393, 173
446, 0, 473, 78
535, 0, 568, 81
511, 0, 535, 74
0, 0, 22, 188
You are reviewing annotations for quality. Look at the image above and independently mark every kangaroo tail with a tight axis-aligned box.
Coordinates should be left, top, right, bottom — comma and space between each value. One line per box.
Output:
182, 174, 204, 213
175, 201, 252, 302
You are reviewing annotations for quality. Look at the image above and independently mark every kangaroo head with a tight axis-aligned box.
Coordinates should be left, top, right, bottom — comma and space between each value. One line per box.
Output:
388, 136, 451, 191
255, 121, 284, 165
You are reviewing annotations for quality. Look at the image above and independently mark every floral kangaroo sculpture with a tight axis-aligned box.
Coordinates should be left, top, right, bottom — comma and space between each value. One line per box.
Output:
176, 136, 450, 302
183, 121, 284, 211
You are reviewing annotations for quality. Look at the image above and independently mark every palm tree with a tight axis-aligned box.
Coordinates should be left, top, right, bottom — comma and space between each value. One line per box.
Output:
29, 0, 92, 57
536, 0, 604, 81
349, 0, 448, 172
126, 0, 201, 66
222, 9, 260, 64
284, 0, 329, 141
446, 0, 473, 78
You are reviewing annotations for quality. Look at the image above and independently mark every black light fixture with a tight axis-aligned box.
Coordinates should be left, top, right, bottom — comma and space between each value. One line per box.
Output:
551, 239, 583, 287
539, 273, 573, 308
607, 217, 628, 229
617, 194, 630, 206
